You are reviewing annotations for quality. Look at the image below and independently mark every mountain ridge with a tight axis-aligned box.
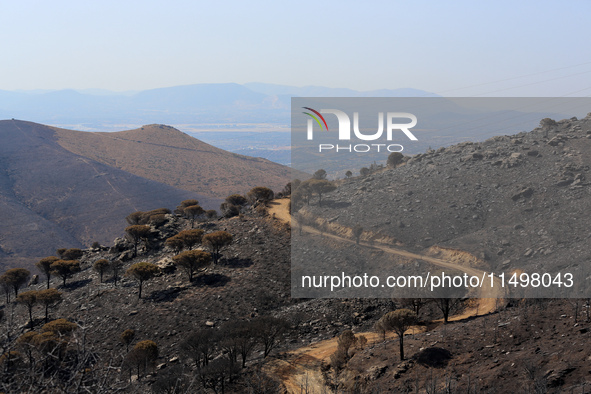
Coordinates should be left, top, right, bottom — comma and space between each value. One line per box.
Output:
52, 123, 296, 199
0, 120, 215, 268
0, 83, 439, 126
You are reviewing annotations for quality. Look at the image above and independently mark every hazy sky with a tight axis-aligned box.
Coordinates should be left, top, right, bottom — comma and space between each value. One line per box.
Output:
1, 0, 590, 96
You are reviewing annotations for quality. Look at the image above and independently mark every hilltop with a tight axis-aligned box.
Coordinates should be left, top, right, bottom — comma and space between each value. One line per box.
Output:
0, 120, 210, 269
0, 120, 300, 269
53, 123, 296, 199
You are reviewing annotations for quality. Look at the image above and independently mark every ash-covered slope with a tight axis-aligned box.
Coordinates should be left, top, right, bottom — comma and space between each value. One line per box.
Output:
302, 113, 591, 293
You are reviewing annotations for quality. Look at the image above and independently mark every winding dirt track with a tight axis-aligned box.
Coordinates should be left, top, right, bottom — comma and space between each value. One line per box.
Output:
267, 198, 505, 393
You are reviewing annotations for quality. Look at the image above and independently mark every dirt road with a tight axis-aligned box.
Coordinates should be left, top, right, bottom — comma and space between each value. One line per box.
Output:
266, 198, 504, 393
268, 198, 291, 225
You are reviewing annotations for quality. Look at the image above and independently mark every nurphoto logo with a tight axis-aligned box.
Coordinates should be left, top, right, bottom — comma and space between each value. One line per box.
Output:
303, 107, 418, 153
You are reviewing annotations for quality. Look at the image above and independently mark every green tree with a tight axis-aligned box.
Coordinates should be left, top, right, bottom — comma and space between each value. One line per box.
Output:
125, 225, 152, 256
125, 262, 160, 299
202, 231, 233, 264
36, 256, 59, 289
221, 194, 248, 218
16, 290, 37, 324
50, 260, 81, 287
172, 250, 212, 282
1, 268, 31, 297
93, 259, 110, 283
36, 288, 62, 322
378, 309, 417, 360
282, 182, 292, 196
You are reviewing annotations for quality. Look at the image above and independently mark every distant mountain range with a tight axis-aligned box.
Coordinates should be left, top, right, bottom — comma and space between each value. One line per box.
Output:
243, 82, 441, 98
0, 83, 440, 128
0, 120, 295, 269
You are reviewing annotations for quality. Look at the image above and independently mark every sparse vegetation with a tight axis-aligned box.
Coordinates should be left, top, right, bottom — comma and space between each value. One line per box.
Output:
16, 290, 37, 324
125, 225, 152, 257
247, 186, 274, 204
110, 260, 123, 285
120, 329, 136, 352
36, 288, 62, 322
93, 259, 110, 282
1, 268, 31, 300
1, 114, 590, 393
184, 204, 205, 228
387, 151, 404, 167
57, 248, 84, 261
202, 231, 233, 264
50, 260, 80, 287
313, 169, 327, 180
352, 224, 363, 244
125, 340, 158, 379
125, 262, 160, 298
1, 268, 30, 298
378, 309, 418, 360
172, 250, 212, 281
36, 256, 59, 289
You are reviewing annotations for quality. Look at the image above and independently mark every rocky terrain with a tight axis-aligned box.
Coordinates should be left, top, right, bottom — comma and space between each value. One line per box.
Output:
300, 113, 591, 298
0, 206, 392, 393
3, 114, 591, 393
340, 298, 591, 393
